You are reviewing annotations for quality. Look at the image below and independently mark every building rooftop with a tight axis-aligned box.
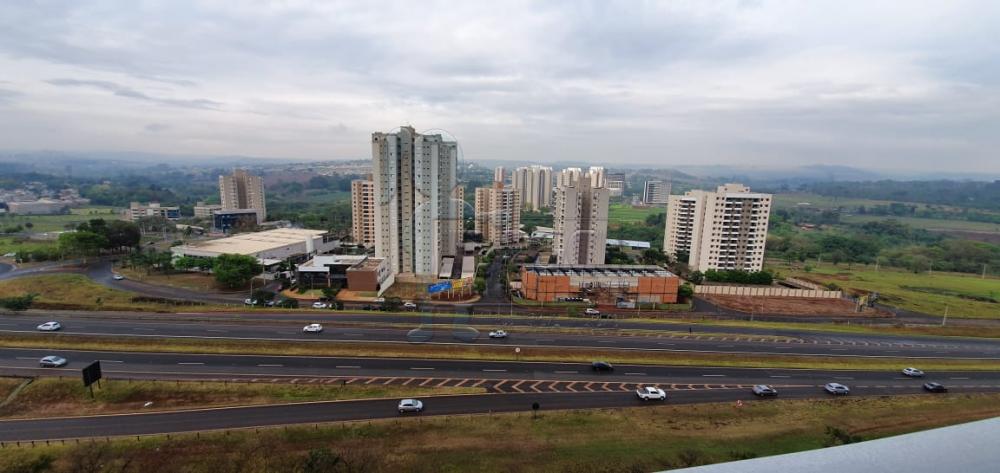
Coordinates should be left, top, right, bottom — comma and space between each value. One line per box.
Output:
523, 264, 674, 278
175, 228, 327, 256
606, 239, 651, 249
349, 257, 385, 271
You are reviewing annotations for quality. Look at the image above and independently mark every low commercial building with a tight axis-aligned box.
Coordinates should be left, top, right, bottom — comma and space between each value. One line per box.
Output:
7, 199, 70, 215
296, 254, 393, 295
606, 239, 651, 250
520, 264, 679, 304
124, 202, 180, 221
212, 209, 260, 233
171, 228, 338, 264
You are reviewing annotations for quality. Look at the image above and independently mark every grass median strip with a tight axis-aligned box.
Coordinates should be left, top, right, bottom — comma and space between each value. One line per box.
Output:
1, 393, 998, 472
0, 377, 483, 420
3, 333, 998, 371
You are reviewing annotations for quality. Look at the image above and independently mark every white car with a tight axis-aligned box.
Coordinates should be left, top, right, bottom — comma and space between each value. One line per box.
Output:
312, 302, 329, 309
303, 323, 323, 333
243, 298, 258, 306
584, 308, 600, 316
902, 367, 925, 377
398, 398, 423, 413
752, 385, 778, 397
403, 302, 418, 310
824, 382, 850, 395
4, 252, 17, 258
636, 386, 667, 401
112, 274, 125, 280
39, 355, 67, 368
488, 330, 508, 339
36, 321, 61, 331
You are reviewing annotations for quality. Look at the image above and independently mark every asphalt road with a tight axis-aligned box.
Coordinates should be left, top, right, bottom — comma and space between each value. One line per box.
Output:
4, 312, 998, 360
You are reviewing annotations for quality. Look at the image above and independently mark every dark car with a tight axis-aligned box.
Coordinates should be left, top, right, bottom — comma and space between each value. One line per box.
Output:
923, 382, 948, 393
752, 385, 778, 397
591, 361, 614, 372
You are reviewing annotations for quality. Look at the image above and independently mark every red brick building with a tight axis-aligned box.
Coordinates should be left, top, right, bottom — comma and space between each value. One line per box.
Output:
520, 265, 679, 304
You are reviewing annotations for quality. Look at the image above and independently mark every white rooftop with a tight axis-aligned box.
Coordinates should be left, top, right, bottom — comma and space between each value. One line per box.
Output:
174, 228, 327, 256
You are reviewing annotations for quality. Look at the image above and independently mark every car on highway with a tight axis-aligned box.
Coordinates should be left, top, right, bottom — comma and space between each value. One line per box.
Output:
36, 321, 61, 331
752, 385, 779, 397
403, 301, 418, 310
636, 386, 667, 401
398, 398, 423, 413
112, 274, 125, 280
902, 367, 925, 377
2, 252, 16, 258
824, 382, 850, 395
303, 323, 324, 333
584, 308, 600, 316
591, 361, 614, 372
311, 301, 329, 309
488, 330, 508, 339
39, 355, 67, 368
243, 298, 258, 306
923, 382, 948, 393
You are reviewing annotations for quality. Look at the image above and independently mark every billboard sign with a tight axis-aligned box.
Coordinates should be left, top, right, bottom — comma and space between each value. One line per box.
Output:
82, 361, 102, 387
428, 281, 452, 294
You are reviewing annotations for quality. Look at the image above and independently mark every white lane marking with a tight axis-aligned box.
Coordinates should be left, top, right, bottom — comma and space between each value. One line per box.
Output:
335, 365, 360, 369
344, 333, 364, 337
99, 360, 124, 363
132, 328, 155, 331
831, 348, 848, 351
554, 370, 578, 374
597, 340, 616, 343
950, 377, 970, 380
702, 374, 726, 377
625, 372, 646, 376
483, 369, 507, 372
257, 364, 283, 367
15, 357, 39, 360
657, 342, 675, 346
206, 329, 228, 333
835, 377, 854, 380
410, 367, 435, 370
717, 345, 735, 348
178, 362, 204, 365
769, 375, 791, 378
536, 339, 555, 342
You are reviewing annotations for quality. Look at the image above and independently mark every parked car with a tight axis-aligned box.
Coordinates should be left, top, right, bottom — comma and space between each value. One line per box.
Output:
635, 386, 667, 401
591, 361, 614, 372
312, 301, 329, 309
488, 330, 508, 339
39, 355, 67, 368
398, 398, 423, 413
112, 274, 125, 280
902, 367, 925, 377
36, 321, 61, 331
824, 382, 850, 395
403, 302, 418, 310
923, 382, 948, 393
243, 298, 258, 306
752, 385, 779, 397
303, 323, 324, 333
2, 252, 16, 258
584, 308, 600, 316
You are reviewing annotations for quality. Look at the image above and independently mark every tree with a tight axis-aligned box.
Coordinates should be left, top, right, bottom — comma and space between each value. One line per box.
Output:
212, 253, 261, 289
0, 293, 36, 311
382, 296, 402, 312
103, 220, 141, 250
473, 276, 486, 293
687, 271, 704, 285
640, 248, 667, 265
677, 283, 694, 302
58, 231, 108, 259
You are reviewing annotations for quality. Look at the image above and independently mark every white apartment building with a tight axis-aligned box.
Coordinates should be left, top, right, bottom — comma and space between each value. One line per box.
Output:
474, 183, 521, 247
372, 125, 462, 277
193, 202, 223, 218
512, 165, 553, 211
587, 166, 606, 188
350, 179, 376, 248
556, 167, 583, 188
552, 172, 609, 265
663, 183, 772, 272
606, 173, 626, 197
124, 202, 180, 221
494, 166, 505, 184
643, 180, 671, 205
219, 169, 267, 224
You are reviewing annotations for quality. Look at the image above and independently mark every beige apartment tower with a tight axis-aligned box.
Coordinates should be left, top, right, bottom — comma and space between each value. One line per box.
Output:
372, 126, 461, 277
552, 172, 609, 265
474, 183, 521, 247
663, 183, 771, 272
219, 169, 266, 224
512, 165, 553, 211
350, 179, 376, 248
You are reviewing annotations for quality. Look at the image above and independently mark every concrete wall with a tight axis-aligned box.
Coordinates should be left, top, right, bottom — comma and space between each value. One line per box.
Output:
694, 285, 841, 299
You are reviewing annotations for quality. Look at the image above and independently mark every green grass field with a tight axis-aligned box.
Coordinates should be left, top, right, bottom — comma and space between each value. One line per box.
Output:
2, 394, 997, 472
773, 192, 916, 211
772, 261, 1000, 319
0, 236, 58, 255
0, 274, 200, 311
0, 207, 125, 233
841, 214, 1000, 233
608, 203, 664, 225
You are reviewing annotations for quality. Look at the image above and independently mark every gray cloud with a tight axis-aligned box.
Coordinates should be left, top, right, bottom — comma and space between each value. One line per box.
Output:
45, 78, 222, 110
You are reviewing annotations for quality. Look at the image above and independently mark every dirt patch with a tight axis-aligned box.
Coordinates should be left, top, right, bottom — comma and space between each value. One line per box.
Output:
703, 295, 893, 317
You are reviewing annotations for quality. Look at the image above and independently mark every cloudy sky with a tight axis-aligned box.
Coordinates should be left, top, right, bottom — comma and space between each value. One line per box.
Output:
1, 1, 998, 171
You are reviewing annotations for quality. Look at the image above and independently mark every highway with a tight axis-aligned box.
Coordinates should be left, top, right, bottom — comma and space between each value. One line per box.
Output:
3, 312, 999, 360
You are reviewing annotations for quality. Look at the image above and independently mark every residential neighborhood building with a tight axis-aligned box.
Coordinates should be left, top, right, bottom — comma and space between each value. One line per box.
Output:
606, 173, 626, 197
193, 202, 223, 218
643, 180, 671, 205
219, 169, 267, 224
552, 171, 609, 265
350, 179, 376, 248
371, 125, 462, 277
474, 182, 521, 247
664, 183, 772, 272
520, 264, 679, 304
494, 166, 505, 184
556, 167, 583, 188
511, 165, 553, 211
123, 202, 180, 221
587, 166, 606, 188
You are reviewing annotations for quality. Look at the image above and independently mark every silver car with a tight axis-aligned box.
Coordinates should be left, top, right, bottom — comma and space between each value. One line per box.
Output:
902, 367, 925, 377
36, 321, 61, 331
752, 385, 778, 397
39, 356, 67, 368
398, 399, 424, 413
824, 382, 850, 395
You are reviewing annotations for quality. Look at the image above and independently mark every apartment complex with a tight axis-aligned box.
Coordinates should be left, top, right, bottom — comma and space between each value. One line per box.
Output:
493, 166, 505, 184
552, 172, 609, 265
124, 202, 180, 222
474, 182, 521, 247
219, 169, 266, 224
512, 165, 553, 211
587, 166, 606, 188
350, 179, 376, 248
606, 173, 626, 197
663, 183, 772, 272
193, 202, 223, 218
371, 125, 462, 277
643, 180, 671, 205
556, 167, 582, 188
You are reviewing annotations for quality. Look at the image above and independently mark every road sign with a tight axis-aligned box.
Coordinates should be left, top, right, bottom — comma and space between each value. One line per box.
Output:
428, 281, 452, 294
451, 279, 464, 289
82, 361, 102, 388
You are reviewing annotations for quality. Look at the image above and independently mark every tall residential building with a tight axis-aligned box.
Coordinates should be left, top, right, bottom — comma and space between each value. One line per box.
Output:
350, 179, 376, 248
474, 182, 521, 247
372, 126, 461, 277
643, 180, 671, 205
606, 173, 626, 197
493, 166, 505, 184
663, 183, 772, 272
219, 169, 267, 224
587, 166, 606, 188
552, 172, 609, 265
556, 167, 582, 188
512, 165, 553, 211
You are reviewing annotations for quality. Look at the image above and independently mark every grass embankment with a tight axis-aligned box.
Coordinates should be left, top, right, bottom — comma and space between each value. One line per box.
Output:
4, 333, 998, 371
608, 203, 665, 223
0, 377, 482, 419
770, 261, 1000, 319
0, 274, 203, 311
2, 394, 998, 472
116, 267, 238, 294
0, 237, 58, 257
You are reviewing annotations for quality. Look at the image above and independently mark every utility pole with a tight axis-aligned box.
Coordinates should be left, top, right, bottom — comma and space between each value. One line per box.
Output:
941, 304, 949, 327
983, 263, 988, 279
875, 257, 880, 272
